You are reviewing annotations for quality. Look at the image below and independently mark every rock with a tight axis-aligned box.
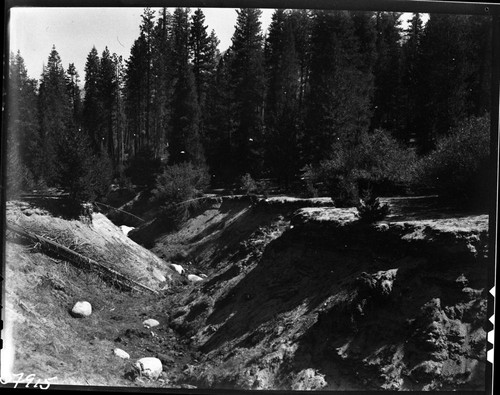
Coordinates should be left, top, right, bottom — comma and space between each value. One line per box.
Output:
356, 269, 398, 298
187, 274, 203, 283
291, 368, 327, 390
135, 357, 163, 380
71, 301, 92, 317
143, 318, 160, 328
170, 263, 185, 275
113, 348, 130, 359
409, 360, 443, 381
120, 225, 135, 236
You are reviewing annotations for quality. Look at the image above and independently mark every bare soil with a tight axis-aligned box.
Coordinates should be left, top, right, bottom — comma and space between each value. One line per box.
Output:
2, 194, 491, 390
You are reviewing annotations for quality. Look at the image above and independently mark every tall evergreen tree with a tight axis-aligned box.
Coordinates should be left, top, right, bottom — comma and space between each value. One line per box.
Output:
151, 7, 174, 160
125, 38, 146, 156
400, 13, 424, 149
416, 14, 491, 153
264, 9, 302, 187
304, 11, 376, 165
228, 8, 265, 179
288, 9, 312, 111
204, 51, 234, 183
371, 12, 403, 134
104, 53, 127, 171
83, 46, 102, 151
99, 47, 117, 158
66, 63, 82, 129
124, 8, 156, 155
169, 7, 204, 166
189, 9, 219, 109
140, 7, 156, 146
37, 45, 72, 184
7, 51, 39, 195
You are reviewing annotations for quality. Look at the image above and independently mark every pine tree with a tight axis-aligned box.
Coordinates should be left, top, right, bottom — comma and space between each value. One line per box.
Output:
400, 13, 424, 149
169, 8, 204, 167
111, 53, 127, 170
66, 63, 82, 129
124, 8, 156, 156
304, 10, 376, 165
151, 7, 174, 160
264, 9, 302, 187
288, 9, 312, 111
125, 38, 146, 156
99, 47, 117, 158
37, 45, 72, 184
83, 46, 102, 151
416, 14, 492, 153
204, 51, 234, 183
228, 8, 265, 179
7, 51, 39, 195
371, 12, 403, 134
189, 9, 219, 109
140, 7, 156, 146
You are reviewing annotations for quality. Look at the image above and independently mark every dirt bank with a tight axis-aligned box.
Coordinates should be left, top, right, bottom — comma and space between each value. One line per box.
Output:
6, 199, 177, 291
3, 195, 491, 390
143, 198, 489, 390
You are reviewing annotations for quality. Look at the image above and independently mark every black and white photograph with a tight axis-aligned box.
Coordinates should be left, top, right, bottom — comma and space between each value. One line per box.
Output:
1, 0, 497, 392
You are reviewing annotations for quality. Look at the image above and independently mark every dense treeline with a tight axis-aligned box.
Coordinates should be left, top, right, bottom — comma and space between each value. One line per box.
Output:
6, 8, 492, 207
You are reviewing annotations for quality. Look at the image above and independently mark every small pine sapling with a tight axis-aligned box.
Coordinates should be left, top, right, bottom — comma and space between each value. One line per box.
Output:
356, 193, 390, 223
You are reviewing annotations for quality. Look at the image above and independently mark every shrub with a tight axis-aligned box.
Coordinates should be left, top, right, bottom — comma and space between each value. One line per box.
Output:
357, 193, 391, 223
153, 162, 210, 204
152, 162, 210, 226
303, 129, 417, 206
418, 115, 490, 208
55, 129, 113, 202
240, 173, 258, 195
240, 173, 272, 197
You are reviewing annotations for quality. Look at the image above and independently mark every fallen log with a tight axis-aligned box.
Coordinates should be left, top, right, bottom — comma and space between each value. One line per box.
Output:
6, 222, 159, 295
93, 201, 146, 223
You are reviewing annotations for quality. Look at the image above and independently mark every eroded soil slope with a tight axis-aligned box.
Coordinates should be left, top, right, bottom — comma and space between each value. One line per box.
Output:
6, 199, 176, 291
3, 195, 491, 390
145, 199, 490, 391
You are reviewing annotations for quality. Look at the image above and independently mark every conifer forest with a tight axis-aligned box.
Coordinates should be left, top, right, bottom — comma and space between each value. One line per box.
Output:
6, 8, 493, 209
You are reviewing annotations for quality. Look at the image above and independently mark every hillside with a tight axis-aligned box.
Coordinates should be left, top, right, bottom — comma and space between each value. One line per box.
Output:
2, 195, 490, 390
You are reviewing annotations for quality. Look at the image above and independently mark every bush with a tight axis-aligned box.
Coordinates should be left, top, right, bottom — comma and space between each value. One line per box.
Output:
55, 129, 113, 202
240, 173, 271, 197
153, 162, 210, 204
418, 115, 490, 208
357, 194, 391, 223
240, 173, 258, 195
152, 162, 210, 226
303, 129, 417, 206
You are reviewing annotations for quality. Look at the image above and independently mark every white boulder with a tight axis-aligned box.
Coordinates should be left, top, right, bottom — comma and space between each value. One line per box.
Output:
71, 301, 92, 317
170, 263, 185, 275
143, 318, 160, 328
120, 225, 135, 236
187, 274, 204, 283
135, 357, 163, 380
113, 348, 130, 359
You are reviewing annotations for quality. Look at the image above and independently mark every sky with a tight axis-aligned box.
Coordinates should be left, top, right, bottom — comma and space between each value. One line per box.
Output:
8, 7, 275, 81
8, 7, 420, 83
